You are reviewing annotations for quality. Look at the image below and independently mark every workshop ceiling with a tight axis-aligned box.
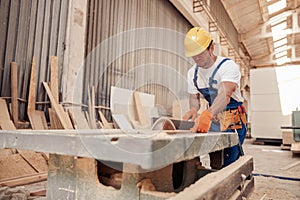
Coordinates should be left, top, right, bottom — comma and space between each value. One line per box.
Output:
220, 0, 300, 68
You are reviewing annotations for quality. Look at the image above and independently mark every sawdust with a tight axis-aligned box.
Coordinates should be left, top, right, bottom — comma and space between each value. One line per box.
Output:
248, 176, 300, 200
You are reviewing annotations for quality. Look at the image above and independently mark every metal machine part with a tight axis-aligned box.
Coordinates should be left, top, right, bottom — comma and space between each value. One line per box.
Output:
292, 110, 300, 142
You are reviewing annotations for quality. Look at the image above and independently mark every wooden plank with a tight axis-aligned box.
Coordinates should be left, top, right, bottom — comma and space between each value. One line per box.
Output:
291, 142, 300, 153
172, 100, 181, 119
99, 110, 113, 129
28, 110, 48, 130
50, 56, 59, 102
48, 56, 62, 129
169, 156, 254, 200
60, 105, 74, 129
27, 57, 48, 130
84, 110, 91, 127
0, 149, 15, 159
42, 82, 73, 129
17, 150, 48, 173
112, 114, 133, 130
30, 189, 46, 197
48, 108, 56, 129
67, 109, 78, 129
110, 87, 155, 127
172, 99, 190, 119
152, 117, 194, 131
0, 98, 16, 130
97, 121, 104, 128
228, 177, 254, 200
0, 98, 11, 120
282, 131, 295, 145
11, 62, 18, 127
0, 120, 16, 130
68, 109, 90, 129
0, 154, 37, 180
280, 144, 291, 150
163, 130, 191, 134
0, 172, 47, 187
40, 152, 49, 162
23, 180, 47, 196
28, 57, 36, 112
49, 108, 63, 129
133, 91, 148, 127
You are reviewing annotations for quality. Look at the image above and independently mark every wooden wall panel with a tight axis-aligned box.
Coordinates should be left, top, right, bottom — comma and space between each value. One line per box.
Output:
0, 0, 69, 120
0, 0, 193, 121
84, 0, 192, 118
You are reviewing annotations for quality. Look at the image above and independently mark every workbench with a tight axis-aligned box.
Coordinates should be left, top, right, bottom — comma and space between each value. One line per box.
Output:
0, 129, 254, 199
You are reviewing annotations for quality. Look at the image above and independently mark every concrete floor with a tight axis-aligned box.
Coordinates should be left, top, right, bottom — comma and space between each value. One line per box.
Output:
243, 138, 300, 200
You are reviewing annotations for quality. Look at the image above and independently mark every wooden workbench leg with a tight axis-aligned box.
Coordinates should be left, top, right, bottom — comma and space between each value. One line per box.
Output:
46, 155, 77, 199
209, 150, 224, 170
46, 155, 121, 200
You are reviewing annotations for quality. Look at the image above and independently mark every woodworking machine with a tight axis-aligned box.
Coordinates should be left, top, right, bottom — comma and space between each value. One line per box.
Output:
0, 129, 254, 199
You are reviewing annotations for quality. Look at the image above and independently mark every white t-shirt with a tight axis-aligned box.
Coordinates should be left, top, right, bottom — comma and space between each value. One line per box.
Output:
187, 56, 244, 102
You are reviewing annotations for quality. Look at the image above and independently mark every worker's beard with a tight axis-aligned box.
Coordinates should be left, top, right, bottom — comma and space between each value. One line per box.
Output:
196, 55, 215, 69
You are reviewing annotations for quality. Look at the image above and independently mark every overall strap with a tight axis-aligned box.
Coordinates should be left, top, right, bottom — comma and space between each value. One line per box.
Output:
193, 58, 230, 91
193, 66, 200, 92
209, 58, 230, 87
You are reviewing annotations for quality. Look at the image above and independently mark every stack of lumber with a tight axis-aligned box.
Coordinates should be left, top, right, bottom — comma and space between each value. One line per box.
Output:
0, 98, 47, 190
291, 143, 300, 154
0, 57, 80, 198
110, 86, 156, 129
281, 131, 295, 150
1, 56, 186, 193
0, 56, 115, 199
281, 131, 300, 154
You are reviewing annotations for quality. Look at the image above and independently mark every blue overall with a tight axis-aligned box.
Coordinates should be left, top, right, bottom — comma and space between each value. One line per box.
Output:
193, 58, 247, 167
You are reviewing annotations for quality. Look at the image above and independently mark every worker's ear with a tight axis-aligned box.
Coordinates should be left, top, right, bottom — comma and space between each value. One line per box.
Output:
209, 43, 214, 53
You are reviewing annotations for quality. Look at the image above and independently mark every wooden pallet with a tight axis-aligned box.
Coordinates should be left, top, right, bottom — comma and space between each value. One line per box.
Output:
252, 138, 282, 145
280, 144, 291, 150
291, 142, 300, 154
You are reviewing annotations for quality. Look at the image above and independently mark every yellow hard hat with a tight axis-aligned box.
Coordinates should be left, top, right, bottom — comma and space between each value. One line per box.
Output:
184, 27, 212, 57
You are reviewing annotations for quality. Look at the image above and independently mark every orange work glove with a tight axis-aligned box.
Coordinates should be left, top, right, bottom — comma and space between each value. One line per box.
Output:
197, 110, 213, 133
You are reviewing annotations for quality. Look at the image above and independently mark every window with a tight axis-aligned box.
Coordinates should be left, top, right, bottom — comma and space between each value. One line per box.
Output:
274, 38, 287, 48
274, 45, 288, 53
275, 51, 287, 59
267, 0, 286, 15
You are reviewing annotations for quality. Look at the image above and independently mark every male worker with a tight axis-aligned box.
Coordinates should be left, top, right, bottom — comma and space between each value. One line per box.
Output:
183, 27, 247, 166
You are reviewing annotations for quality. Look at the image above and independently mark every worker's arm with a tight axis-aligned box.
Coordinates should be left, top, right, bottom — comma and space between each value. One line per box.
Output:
190, 81, 237, 133
208, 81, 237, 116
182, 93, 200, 121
